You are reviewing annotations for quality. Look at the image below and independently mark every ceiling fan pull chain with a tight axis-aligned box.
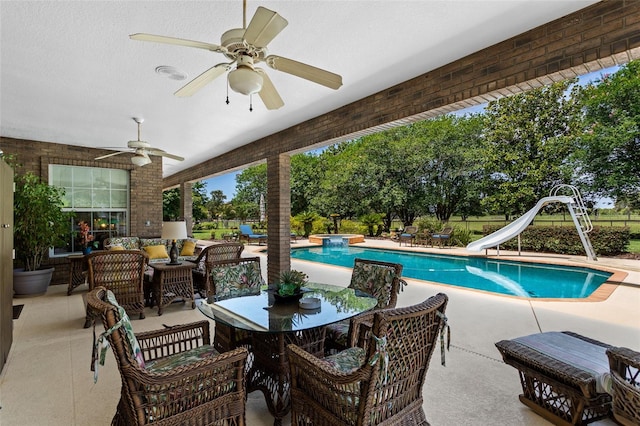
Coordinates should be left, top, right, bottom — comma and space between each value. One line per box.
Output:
249, 94, 253, 112
226, 75, 230, 105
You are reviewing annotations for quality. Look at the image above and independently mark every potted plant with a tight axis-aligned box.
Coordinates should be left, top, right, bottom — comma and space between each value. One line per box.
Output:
13, 169, 70, 296
77, 220, 98, 254
275, 269, 309, 298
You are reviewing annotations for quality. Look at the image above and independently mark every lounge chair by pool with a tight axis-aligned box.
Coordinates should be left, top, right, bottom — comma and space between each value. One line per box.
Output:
239, 224, 267, 245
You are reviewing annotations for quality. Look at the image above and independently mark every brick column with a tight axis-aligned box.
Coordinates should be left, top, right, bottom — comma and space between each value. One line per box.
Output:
180, 181, 193, 234
266, 154, 291, 284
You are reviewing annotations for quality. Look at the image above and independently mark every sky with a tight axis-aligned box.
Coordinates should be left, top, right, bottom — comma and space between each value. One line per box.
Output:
202, 66, 620, 202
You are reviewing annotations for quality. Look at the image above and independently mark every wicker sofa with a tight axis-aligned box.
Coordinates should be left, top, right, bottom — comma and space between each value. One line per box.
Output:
104, 236, 201, 264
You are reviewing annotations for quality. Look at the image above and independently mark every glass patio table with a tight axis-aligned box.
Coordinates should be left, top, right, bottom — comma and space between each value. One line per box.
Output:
198, 282, 378, 426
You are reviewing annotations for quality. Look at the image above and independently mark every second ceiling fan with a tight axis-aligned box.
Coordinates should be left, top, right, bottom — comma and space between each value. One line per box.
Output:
130, 0, 343, 110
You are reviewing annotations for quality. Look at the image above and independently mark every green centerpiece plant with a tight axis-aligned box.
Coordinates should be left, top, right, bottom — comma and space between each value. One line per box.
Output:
277, 269, 309, 297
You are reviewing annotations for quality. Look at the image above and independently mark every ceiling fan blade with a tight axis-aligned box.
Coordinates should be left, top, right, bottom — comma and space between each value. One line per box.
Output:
255, 68, 284, 110
174, 63, 231, 97
146, 148, 185, 162
265, 55, 342, 90
95, 150, 129, 160
243, 6, 288, 47
129, 33, 222, 52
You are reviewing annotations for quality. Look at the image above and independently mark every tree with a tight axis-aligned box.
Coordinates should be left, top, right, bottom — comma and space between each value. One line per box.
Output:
163, 188, 181, 220
290, 153, 321, 216
480, 79, 580, 219
191, 181, 209, 222
573, 59, 640, 207
162, 182, 210, 221
409, 114, 485, 221
233, 164, 266, 220
206, 189, 227, 222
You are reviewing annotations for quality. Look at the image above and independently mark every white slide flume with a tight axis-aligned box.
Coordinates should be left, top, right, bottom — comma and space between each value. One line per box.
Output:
466, 196, 574, 252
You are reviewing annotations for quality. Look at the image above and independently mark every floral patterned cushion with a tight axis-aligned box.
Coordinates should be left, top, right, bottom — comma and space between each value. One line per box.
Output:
212, 261, 265, 300
348, 262, 396, 308
325, 320, 350, 347
105, 236, 140, 250
145, 345, 220, 373
322, 347, 366, 373
105, 290, 145, 368
140, 238, 166, 249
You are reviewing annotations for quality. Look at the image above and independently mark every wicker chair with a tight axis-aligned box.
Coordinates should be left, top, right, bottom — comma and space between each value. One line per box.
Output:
83, 250, 148, 328
208, 256, 265, 353
325, 258, 407, 353
432, 226, 453, 248
288, 293, 449, 426
398, 225, 418, 247
192, 242, 245, 296
87, 286, 248, 426
607, 346, 640, 426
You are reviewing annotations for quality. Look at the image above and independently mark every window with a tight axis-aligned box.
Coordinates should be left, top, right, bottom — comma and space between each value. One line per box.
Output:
49, 165, 129, 255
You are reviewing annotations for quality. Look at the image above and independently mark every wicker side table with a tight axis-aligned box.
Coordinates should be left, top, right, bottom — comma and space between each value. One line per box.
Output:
496, 331, 613, 425
68, 254, 87, 295
148, 261, 196, 315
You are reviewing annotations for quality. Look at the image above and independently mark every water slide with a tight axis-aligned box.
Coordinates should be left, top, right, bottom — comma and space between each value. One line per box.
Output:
466, 195, 574, 253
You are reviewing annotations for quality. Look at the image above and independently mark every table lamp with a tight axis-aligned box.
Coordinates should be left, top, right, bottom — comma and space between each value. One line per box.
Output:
161, 221, 187, 265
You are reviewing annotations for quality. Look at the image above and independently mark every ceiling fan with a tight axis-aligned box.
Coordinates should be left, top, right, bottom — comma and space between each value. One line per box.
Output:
94, 117, 184, 167
129, 0, 342, 110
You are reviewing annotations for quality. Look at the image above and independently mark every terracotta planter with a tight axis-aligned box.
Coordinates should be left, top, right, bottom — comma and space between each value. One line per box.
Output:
13, 267, 54, 297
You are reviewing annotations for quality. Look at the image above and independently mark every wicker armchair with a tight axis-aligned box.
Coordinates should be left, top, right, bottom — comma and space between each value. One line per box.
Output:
87, 286, 248, 426
208, 256, 265, 353
83, 250, 148, 328
288, 293, 449, 426
325, 258, 407, 353
607, 346, 640, 426
398, 225, 418, 247
192, 242, 245, 295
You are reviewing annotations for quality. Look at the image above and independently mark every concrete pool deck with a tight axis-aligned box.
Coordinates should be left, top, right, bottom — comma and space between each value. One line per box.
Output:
1, 239, 638, 425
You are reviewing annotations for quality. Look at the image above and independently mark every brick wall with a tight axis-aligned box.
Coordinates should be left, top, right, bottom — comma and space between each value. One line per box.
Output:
0, 137, 164, 284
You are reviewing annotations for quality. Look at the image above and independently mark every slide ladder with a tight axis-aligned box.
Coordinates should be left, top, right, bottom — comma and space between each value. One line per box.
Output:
550, 185, 597, 261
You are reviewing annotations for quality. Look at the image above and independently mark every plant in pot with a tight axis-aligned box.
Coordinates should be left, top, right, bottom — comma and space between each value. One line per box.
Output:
77, 220, 98, 255
13, 169, 70, 296
275, 269, 309, 300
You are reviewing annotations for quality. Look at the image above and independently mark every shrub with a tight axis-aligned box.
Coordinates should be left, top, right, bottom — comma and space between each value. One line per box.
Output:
482, 225, 629, 256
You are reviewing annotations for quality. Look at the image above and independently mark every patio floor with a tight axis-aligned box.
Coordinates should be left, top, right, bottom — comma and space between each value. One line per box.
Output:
1, 239, 638, 425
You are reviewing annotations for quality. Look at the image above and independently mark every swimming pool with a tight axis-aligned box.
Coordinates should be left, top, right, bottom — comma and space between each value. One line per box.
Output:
290, 246, 613, 298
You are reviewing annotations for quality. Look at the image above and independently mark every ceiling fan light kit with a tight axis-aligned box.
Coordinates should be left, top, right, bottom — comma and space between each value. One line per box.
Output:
228, 60, 263, 95
129, 1, 342, 110
131, 152, 152, 167
94, 117, 184, 166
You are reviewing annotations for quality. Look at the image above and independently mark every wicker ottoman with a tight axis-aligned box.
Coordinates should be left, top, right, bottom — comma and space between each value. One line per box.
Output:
496, 331, 613, 426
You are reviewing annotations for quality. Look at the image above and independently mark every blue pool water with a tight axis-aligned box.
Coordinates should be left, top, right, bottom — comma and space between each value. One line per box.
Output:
291, 246, 612, 298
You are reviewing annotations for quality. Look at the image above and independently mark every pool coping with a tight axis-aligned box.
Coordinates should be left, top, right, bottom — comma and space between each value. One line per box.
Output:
285, 242, 629, 302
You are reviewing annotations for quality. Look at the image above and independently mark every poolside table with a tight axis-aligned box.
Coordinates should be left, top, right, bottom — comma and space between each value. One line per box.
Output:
198, 282, 378, 426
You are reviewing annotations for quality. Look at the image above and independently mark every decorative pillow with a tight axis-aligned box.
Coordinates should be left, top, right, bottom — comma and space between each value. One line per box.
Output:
322, 347, 366, 373
349, 263, 395, 308
144, 244, 169, 259
105, 290, 145, 368
180, 240, 197, 256
212, 262, 265, 300
107, 244, 124, 251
